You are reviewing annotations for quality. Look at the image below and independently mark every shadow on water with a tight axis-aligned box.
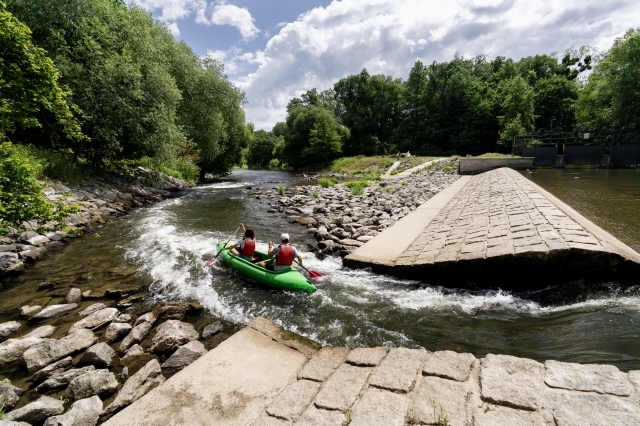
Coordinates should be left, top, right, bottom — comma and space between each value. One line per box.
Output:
2, 169, 640, 371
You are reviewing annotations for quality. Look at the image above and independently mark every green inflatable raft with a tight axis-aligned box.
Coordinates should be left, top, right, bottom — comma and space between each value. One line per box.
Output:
215, 243, 317, 292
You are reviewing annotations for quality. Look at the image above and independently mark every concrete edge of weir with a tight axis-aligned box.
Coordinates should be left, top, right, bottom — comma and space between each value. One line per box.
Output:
344, 167, 640, 288
103, 316, 640, 426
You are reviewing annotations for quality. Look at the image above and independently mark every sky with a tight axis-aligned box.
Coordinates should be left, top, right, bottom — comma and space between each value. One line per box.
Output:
133, 0, 640, 130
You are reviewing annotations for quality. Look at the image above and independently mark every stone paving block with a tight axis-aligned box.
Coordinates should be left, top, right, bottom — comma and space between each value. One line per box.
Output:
423, 350, 476, 382
296, 406, 346, 426
266, 379, 320, 421
369, 348, 428, 393
313, 364, 371, 411
473, 406, 547, 426
346, 347, 388, 367
297, 346, 349, 382
408, 376, 471, 426
512, 236, 542, 247
544, 360, 633, 396
349, 387, 410, 426
480, 354, 544, 411
551, 392, 640, 426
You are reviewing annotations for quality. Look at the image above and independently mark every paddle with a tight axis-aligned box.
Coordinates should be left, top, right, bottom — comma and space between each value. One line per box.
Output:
294, 259, 322, 279
204, 226, 240, 268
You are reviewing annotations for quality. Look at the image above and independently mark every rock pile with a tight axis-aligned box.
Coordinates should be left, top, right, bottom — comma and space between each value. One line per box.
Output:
249, 166, 459, 257
0, 300, 229, 426
0, 167, 191, 279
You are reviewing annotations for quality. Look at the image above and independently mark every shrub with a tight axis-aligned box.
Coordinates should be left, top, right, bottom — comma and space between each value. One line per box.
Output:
0, 142, 79, 236
312, 190, 318, 198
318, 177, 338, 188
344, 179, 370, 196
278, 185, 285, 195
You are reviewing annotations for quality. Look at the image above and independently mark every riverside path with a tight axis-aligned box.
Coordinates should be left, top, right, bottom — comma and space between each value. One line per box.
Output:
344, 167, 640, 288
104, 316, 640, 426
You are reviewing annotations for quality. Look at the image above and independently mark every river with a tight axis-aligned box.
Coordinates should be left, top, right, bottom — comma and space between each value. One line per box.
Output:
2, 168, 640, 371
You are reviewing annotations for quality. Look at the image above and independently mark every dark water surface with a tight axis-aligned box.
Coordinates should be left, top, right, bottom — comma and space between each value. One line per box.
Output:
3, 169, 640, 371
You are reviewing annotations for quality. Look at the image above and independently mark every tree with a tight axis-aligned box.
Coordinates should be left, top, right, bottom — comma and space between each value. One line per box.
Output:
0, 142, 77, 236
534, 77, 577, 131
246, 130, 278, 167
497, 75, 535, 146
304, 112, 346, 160
0, 0, 83, 141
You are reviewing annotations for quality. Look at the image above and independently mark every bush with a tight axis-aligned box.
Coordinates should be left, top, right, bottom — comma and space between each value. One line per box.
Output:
0, 142, 78, 236
312, 190, 318, 198
318, 177, 338, 188
136, 157, 199, 185
344, 179, 370, 196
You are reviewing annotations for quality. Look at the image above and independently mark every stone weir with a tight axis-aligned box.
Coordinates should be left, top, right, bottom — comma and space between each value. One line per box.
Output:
344, 167, 640, 288
103, 317, 640, 426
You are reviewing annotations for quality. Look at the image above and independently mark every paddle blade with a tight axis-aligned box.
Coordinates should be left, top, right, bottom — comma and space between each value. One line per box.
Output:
203, 258, 216, 269
307, 270, 322, 279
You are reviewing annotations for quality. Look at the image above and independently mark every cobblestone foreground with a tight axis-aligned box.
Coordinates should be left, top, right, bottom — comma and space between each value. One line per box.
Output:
106, 317, 640, 426
345, 167, 640, 287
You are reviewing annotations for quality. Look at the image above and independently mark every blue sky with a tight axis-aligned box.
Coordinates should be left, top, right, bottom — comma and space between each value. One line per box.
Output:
134, 0, 640, 130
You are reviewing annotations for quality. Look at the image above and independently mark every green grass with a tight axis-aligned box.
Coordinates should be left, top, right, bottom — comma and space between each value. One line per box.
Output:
311, 190, 319, 198
441, 163, 456, 173
401, 181, 407, 186
385, 187, 393, 194
318, 177, 339, 188
390, 169, 400, 175
344, 179, 370, 196
329, 156, 394, 174
278, 185, 285, 195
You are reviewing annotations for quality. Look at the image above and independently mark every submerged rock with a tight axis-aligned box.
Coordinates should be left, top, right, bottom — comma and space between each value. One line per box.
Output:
43, 395, 103, 426
101, 359, 165, 421
201, 321, 223, 339
5, 396, 64, 424
148, 320, 199, 354
153, 302, 203, 321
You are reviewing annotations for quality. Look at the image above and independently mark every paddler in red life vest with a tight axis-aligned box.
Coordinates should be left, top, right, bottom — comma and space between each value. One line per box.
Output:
221, 223, 257, 261
266, 233, 303, 271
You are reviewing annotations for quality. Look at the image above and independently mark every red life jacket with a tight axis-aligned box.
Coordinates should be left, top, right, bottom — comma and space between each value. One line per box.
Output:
240, 239, 255, 256
276, 245, 294, 266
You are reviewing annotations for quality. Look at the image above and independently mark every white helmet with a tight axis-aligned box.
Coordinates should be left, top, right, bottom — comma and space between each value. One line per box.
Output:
280, 233, 290, 241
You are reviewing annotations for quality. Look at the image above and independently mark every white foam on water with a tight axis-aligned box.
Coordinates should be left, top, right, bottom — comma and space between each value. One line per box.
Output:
118, 185, 640, 350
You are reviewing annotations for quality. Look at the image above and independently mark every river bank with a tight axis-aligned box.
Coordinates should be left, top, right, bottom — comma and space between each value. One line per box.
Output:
0, 168, 243, 424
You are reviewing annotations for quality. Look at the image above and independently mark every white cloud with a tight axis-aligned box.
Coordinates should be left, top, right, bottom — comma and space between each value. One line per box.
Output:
210, 4, 260, 40
133, 0, 208, 34
204, 47, 265, 75
236, 0, 640, 130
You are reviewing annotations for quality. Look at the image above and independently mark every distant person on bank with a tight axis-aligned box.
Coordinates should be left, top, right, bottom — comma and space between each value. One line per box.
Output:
221, 223, 257, 261
264, 233, 302, 271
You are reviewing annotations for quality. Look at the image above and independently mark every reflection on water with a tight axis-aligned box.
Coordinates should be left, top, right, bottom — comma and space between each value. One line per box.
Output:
3, 169, 640, 371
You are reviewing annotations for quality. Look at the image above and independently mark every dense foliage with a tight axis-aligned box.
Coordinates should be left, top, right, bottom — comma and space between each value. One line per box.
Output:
4, 0, 249, 181
0, 142, 78, 236
270, 34, 640, 167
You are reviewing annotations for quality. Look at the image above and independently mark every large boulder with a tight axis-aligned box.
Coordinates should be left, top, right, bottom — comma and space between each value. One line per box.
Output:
0, 381, 23, 410
5, 396, 64, 424
78, 343, 115, 368
36, 366, 96, 393
43, 395, 103, 426
23, 329, 97, 372
68, 308, 119, 334
161, 341, 207, 378
29, 304, 78, 322
0, 321, 21, 343
148, 320, 199, 354
119, 322, 152, 354
0, 326, 55, 366
133, 312, 156, 327
104, 323, 132, 344
100, 359, 165, 421
64, 370, 119, 402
